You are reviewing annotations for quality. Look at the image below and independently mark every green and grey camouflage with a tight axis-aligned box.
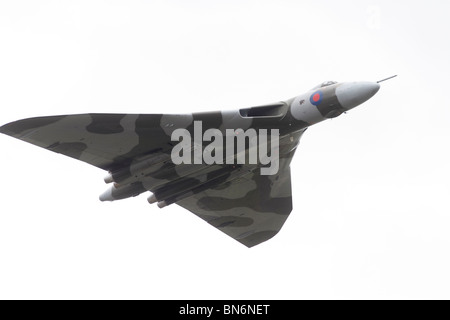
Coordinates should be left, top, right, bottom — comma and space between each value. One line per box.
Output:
0, 80, 381, 247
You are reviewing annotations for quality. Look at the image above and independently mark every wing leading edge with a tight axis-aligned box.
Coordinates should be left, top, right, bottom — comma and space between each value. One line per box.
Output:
0, 113, 183, 171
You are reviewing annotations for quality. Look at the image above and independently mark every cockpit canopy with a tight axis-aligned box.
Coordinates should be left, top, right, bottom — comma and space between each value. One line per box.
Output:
312, 81, 338, 90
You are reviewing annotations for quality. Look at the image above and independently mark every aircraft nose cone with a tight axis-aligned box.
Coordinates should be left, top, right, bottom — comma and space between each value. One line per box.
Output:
336, 81, 380, 110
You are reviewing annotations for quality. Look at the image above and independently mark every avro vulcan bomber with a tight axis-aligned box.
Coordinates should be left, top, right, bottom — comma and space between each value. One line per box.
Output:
0, 77, 395, 247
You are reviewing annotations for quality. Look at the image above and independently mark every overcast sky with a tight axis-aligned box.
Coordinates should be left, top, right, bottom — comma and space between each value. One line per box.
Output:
1, 0, 449, 299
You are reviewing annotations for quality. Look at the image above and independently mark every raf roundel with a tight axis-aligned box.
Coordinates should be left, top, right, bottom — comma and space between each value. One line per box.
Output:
310, 90, 323, 106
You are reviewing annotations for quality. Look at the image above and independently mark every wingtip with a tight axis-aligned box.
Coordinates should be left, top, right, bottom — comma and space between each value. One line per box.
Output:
0, 115, 66, 138
0, 121, 17, 137
238, 230, 280, 248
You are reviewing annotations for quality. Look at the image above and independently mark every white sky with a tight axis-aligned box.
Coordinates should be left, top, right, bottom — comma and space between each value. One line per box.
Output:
0, 0, 449, 299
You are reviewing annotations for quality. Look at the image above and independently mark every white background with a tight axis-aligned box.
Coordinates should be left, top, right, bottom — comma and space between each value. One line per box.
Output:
0, 0, 449, 299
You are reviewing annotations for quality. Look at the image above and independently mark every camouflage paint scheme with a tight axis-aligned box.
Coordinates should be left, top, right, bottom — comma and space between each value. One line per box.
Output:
0, 81, 380, 247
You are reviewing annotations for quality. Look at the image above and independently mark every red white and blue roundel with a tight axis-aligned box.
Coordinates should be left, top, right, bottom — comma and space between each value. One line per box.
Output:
310, 90, 323, 106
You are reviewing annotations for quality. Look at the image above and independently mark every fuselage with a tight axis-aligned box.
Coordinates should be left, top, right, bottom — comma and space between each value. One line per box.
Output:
99, 80, 381, 202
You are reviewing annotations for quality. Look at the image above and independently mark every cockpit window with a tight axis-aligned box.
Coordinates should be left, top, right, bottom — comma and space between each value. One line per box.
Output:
312, 81, 338, 90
